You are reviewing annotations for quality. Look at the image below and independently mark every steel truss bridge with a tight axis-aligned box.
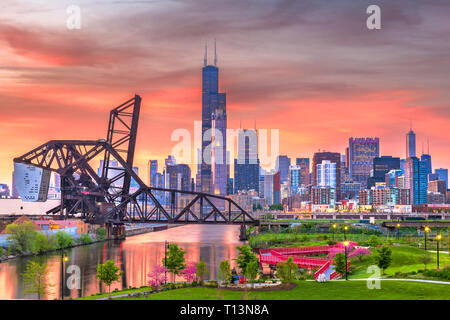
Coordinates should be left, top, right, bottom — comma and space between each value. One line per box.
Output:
13, 95, 257, 227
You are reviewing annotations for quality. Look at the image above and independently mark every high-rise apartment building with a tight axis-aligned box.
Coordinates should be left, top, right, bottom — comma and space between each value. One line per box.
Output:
316, 160, 336, 188
312, 152, 341, 200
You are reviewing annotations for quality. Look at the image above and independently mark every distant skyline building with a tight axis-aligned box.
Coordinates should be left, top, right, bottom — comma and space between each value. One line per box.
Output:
348, 137, 380, 188
312, 152, 341, 200
295, 158, 310, 186
264, 170, 280, 206
148, 160, 158, 187
276, 155, 291, 184
200, 41, 227, 195
404, 157, 428, 205
317, 160, 336, 188
406, 126, 416, 158
234, 129, 260, 193
368, 156, 400, 188
435, 168, 448, 189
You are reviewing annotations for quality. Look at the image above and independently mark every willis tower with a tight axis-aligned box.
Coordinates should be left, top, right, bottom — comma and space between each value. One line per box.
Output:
200, 40, 227, 195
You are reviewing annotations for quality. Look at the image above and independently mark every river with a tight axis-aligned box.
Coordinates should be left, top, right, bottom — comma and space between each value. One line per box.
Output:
0, 224, 243, 299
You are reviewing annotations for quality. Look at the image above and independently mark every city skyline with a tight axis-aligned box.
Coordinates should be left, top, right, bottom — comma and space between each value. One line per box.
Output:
1, 0, 450, 188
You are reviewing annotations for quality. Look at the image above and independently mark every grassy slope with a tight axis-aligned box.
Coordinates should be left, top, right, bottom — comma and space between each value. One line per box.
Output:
349, 246, 450, 278
115, 280, 450, 300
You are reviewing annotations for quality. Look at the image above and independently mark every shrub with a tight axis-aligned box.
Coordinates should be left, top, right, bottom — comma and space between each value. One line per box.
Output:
32, 233, 56, 254
78, 233, 93, 244
6, 222, 39, 254
96, 227, 107, 241
53, 231, 73, 249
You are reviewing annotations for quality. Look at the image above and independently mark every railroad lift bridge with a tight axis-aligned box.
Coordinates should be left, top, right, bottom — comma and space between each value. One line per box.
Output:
13, 95, 258, 239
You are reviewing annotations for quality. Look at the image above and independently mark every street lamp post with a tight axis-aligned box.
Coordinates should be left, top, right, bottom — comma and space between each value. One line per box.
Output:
424, 226, 430, 250
396, 223, 400, 241
344, 241, 349, 281
60, 252, 68, 300
332, 224, 337, 241
344, 226, 348, 241
436, 234, 442, 270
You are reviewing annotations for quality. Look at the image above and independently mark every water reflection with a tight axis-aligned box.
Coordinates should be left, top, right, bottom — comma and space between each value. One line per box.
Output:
0, 224, 242, 299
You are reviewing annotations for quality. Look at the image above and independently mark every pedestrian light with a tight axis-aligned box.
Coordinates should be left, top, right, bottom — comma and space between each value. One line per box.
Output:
63, 256, 68, 262
424, 226, 430, 250
436, 234, 442, 270
343, 241, 349, 280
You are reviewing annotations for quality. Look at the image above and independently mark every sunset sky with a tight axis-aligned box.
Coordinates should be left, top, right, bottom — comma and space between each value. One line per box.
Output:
1, 0, 450, 187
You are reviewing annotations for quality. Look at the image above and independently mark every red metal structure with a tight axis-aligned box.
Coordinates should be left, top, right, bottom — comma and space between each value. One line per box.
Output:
259, 243, 356, 280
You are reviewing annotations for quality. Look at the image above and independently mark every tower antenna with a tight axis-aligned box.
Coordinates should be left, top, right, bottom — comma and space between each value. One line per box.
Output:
204, 41, 207, 67
214, 38, 217, 66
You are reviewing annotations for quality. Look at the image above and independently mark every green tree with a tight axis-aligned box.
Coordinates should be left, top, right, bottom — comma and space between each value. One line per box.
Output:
368, 235, 379, 247
196, 258, 209, 284
333, 252, 347, 276
32, 233, 55, 254
53, 231, 73, 249
6, 222, 38, 254
419, 253, 432, 271
234, 245, 258, 273
375, 245, 392, 274
245, 260, 260, 288
22, 260, 51, 300
163, 244, 186, 282
269, 203, 283, 211
96, 260, 123, 298
276, 257, 298, 283
96, 227, 107, 241
78, 233, 92, 244
218, 260, 231, 285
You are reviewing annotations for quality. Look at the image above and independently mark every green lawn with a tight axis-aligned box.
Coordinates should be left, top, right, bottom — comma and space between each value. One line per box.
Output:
114, 280, 450, 300
349, 246, 450, 278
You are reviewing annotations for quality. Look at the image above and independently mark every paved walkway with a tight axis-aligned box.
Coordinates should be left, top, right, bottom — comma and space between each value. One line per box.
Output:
308, 278, 450, 284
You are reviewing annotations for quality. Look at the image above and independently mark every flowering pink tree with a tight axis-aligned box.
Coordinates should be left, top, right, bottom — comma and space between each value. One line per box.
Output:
180, 262, 197, 283
349, 247, 372, 261
148, 265, 167, 291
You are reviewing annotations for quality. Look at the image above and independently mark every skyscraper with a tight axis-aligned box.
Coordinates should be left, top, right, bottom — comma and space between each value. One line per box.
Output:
435, 168, 448, 189
348, 137, 380, 188
406, 126, 416, 158
234, 129, 260, 193
404, 157, 428, 205
200, 40, 227, 195
148, 160, 158, 187
317, 160, 336, 188
367, 156, 400, 188
264, 170, 280, 206
276, 155, 291, 184
312, 152, 341, 200
295, 158, 310, 186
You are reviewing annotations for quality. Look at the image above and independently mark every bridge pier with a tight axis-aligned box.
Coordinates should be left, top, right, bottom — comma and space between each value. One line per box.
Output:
239, 225, 248, 241
106, 224, 126, 240
332, 215, 336, 220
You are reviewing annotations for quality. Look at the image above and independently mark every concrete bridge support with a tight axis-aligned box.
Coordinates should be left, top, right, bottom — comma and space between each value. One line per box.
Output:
106, 224, 126, 240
